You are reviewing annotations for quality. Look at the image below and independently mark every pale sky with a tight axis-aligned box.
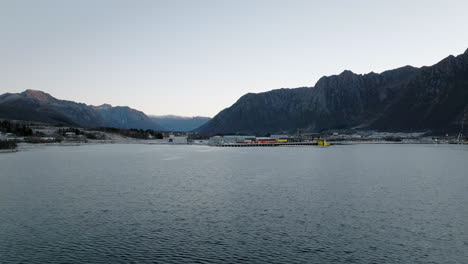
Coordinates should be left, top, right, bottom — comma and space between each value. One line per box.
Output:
1, 0, 467, 117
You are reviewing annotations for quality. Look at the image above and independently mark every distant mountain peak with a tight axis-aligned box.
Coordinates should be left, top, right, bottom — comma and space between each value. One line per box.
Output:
340, 70, 355, 75
21, 89, 55, 102
150, 115, 211, 132
92, 103, 113, 110
99, 103, 112, 108
151, 114, 210, 119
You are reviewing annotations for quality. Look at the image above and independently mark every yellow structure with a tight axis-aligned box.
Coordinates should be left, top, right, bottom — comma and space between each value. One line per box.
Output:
317, 140, 330, 146
277, 139, 288, 143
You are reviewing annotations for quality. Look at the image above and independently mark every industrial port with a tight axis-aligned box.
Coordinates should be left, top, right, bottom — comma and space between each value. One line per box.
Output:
208, 135, 330, 147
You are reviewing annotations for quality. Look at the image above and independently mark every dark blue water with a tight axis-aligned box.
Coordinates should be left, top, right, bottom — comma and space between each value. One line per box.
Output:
1, 144, 467, 263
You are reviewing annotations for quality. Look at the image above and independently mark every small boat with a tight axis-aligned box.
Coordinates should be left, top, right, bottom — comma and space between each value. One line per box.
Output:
317, 140, 331, 146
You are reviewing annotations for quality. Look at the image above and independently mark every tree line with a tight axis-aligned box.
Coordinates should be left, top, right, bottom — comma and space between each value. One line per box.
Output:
0, 140, 17, 150
95, 127, 164, 139
0, 120, 33, 136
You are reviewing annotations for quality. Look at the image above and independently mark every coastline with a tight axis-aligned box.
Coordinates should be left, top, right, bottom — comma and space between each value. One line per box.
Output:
2, 138, 462, 153
0, 149, 18, 153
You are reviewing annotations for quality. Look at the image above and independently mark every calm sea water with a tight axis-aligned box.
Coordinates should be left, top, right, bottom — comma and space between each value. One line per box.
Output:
0, 144, 467, 264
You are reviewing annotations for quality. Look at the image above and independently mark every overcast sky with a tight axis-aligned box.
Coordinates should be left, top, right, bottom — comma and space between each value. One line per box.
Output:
1, 0, 467, 117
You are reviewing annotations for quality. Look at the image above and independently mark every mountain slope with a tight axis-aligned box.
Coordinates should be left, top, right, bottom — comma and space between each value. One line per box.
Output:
149, 115, 211, 132
197, 49, 468, 135
0, 90, 163, 130
197, 88, 311, 134
372, 51, 468, 131
93, 104, 163, 130
0, 90, 103, 126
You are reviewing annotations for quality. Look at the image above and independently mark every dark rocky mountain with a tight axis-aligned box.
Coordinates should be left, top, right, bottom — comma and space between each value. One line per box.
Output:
197, 49, 468, 135
0, 90, 163, 130
196, 88, 311, 135
149, 115, 211, 132
0, 90, 103, 126
372, 51, 468, 132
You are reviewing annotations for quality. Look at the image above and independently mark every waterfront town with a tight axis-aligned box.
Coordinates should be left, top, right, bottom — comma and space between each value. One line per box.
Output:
1, 119, 466, 152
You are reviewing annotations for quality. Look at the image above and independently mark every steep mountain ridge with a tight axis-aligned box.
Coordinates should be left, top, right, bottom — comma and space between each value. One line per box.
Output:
197, 49, 468, 135
201, 88, 310, 134
372, 50, 468, 131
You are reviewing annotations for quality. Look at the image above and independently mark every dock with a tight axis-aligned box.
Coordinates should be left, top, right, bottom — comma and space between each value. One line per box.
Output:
213, 142, 318, 147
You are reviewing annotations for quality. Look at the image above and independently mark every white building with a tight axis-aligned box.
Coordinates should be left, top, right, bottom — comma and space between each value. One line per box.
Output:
169, 135, 187, 144
270, 134, 289, 139
65, 132, 77, 137
208, 136, 224, 145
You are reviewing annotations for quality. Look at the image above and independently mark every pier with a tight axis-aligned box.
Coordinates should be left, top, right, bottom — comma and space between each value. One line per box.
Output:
213, 142, 318, 147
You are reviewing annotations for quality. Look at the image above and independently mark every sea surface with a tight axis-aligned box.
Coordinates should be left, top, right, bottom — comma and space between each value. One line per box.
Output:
0, 144, 467, 264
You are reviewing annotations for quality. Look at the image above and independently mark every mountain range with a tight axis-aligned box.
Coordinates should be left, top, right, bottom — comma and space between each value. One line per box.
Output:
150, 115, 211, 132
1, 48, 467, 135
0, 90, 210, 131
197, 48, 468, 135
